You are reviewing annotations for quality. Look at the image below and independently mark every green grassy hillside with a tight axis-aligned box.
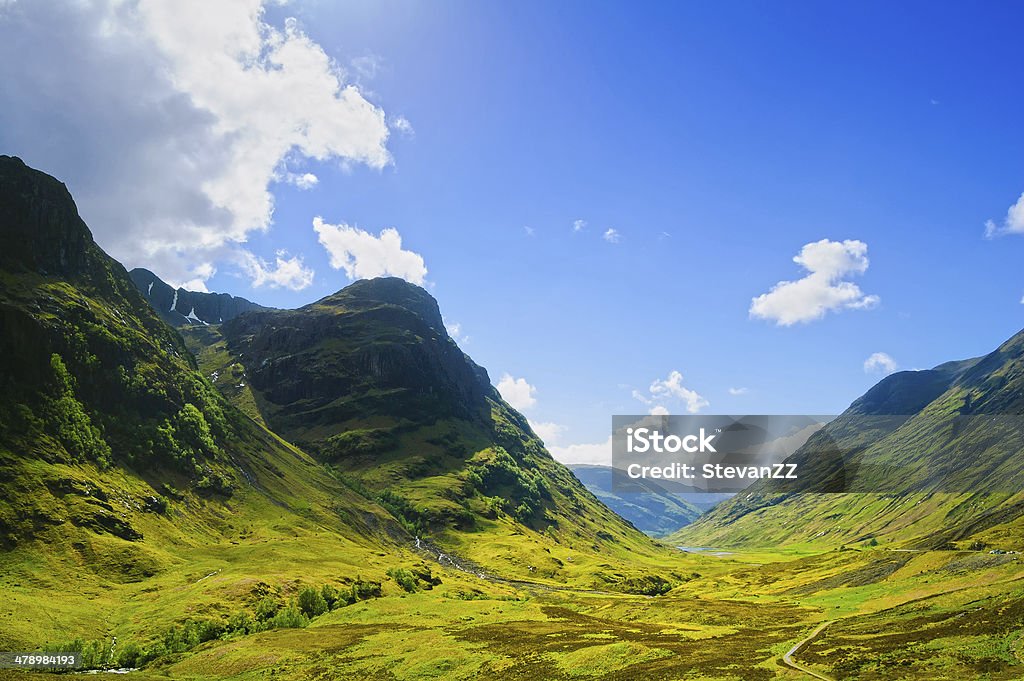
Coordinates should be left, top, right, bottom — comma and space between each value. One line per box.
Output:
178, 279, 679, 585
673, 329, 1024, 551
0, 156, 412, 655
5, 156, 1024, 680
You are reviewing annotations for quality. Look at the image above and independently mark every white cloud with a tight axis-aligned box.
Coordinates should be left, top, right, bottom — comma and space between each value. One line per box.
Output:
749, 239, 880, 326
603, 228, 621, 243
445, 320, 470, 344
548, 437, 612, 466
728, 387, 749, 396
240, 250, 314, 290
528, 420, 566, 445
0, 0, 392, 289
632, 371, 707, 414
864, 352, 898, 375
314, 217, 427, 285
572, 219, 586, 233
496, 373, 537, 411
390, 115, 414, 137
165, 262, 216, 291
524, 225, 535, 237
984, 192, 1024, 238
648, 370, 709, 413
287, 172, 319, 190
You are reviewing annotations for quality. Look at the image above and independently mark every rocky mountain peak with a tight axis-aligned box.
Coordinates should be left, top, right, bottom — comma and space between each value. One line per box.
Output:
0, 155, 97, 279
315, 277, 446, 336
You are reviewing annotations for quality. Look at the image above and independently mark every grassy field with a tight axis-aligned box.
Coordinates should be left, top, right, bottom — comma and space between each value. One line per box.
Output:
4, 526, 1024, 680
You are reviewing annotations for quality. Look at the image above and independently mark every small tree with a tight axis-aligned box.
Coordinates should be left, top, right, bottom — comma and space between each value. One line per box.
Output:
297, 586, 328, 618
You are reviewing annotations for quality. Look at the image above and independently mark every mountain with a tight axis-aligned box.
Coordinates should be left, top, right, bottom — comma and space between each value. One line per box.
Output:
0, 155, 411, 651
177, 276, 670, 581
128, 267, 266, 327
672, 328, 1024, 550
0, 156, 680, 658
7, 157, 1024, 680
568, 464, 704, 536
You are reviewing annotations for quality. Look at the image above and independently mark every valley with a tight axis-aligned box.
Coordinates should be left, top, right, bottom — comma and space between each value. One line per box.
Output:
2, 155, 1024, 679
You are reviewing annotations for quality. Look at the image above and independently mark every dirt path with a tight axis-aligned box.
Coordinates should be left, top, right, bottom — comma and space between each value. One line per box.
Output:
781, 621, 833, 680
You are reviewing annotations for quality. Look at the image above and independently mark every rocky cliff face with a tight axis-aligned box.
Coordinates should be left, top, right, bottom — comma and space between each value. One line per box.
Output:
0, 156, 398, 550
0, 155, 191, 396
0, 155, 98, 280
129, 267, 267, 327
220, 277, 493, 439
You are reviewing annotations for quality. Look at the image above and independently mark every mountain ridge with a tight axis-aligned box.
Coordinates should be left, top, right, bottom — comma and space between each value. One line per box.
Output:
128, 267, 268, 328
672, 327, 1024, 550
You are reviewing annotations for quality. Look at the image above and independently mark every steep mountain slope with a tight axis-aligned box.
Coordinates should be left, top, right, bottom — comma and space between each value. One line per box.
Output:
178, 278, 671, 582
0, 157, 679, 659
673, 329, 1024, 550
0, 155, 406, 650
569, 465, 704, 536
129, 267, 267, 327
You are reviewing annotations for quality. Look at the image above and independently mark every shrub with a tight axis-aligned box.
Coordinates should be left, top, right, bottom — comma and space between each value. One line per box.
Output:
117, 641, 142, 668
619, 574, 672, 596
226, 611, 253, 634
387, 568, 418, 593
269, 605, 308, 629
254, 597, 281, 621
321, 584, 340, 610
297, 586, 328, 617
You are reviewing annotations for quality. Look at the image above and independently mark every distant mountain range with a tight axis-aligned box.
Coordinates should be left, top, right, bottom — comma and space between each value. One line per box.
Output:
568, 465, 711, 536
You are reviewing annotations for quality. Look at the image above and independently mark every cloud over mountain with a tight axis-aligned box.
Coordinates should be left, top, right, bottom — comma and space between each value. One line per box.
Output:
0, 0, 392, 288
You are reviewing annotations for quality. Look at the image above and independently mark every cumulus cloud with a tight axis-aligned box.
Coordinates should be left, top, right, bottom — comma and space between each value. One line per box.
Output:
314, 218, 427, 285
171, 262, 216, 292
572, 219, 586, 233
239, 250, 314, 291
984, 192, 1024, 238
548, 437, 612, 466
728, 387, 749, 396
528, 420, 566, 445
750, 239, 880, 326
864, 352, 898, 375
633, 370, 708, 414
496, 374, 537, 411
287, 172, 319, 190
0, 0, 392, 288
649, 370, 709, 413
603, 228, 621, 243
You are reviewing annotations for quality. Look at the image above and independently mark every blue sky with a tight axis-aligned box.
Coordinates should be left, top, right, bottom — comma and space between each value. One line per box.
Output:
2, 1, 1024, 462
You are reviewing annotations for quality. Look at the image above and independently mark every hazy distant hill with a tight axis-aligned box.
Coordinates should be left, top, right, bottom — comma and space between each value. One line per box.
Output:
569, 464, 706, 536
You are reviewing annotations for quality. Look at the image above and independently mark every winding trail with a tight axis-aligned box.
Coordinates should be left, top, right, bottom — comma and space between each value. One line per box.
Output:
781, 621, 833, 680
